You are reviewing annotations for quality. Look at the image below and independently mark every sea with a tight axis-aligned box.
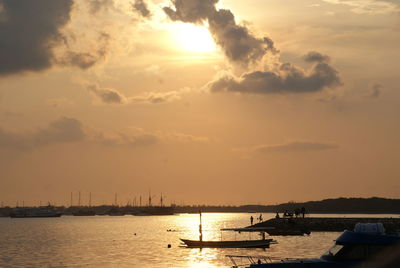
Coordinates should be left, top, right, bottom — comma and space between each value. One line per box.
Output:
0, 213, 398, 267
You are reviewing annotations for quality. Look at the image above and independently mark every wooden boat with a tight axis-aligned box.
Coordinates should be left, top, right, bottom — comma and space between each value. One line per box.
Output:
179, 212, 277, 248
180, 238, 274, 248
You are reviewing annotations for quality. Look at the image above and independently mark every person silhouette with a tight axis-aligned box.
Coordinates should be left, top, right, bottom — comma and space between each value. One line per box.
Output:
250, 216, 254, 225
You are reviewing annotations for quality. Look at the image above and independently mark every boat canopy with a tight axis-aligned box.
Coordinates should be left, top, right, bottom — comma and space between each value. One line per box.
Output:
336, 230, 400, 245
221, 227, 275, 232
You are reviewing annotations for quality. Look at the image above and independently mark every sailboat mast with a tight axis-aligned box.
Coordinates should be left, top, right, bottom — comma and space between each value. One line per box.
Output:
199, 211, 203, 242
148, 189, 152, 206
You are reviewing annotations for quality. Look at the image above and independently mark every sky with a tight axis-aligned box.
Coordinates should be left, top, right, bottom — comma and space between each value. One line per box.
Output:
0, 0, 399, 207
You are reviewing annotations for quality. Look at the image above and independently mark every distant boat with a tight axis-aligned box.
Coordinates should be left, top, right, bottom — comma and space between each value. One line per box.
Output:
107, 207, 125, 216
10, 205, 62, 218
132, 206, 174, 216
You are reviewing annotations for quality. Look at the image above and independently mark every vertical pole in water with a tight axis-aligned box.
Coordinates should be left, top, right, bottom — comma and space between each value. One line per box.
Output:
199, 211, 203, 242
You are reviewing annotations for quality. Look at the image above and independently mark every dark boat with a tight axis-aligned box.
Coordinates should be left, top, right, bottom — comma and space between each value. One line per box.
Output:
180, 238, 274, 248
229, 223, 400, 268
131, 206, 174, 216
180, 212, 277, 248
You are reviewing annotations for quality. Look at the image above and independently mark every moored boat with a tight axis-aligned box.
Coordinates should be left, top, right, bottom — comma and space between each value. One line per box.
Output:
180, 238, 275, 248
10, 205, 62, 218
228, 223, 400, 267
180, 212, 277, 249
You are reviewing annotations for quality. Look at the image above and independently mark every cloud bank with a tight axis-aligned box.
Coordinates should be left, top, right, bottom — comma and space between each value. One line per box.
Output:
164, 0, 278, 66
0, 0, 73, 76
87, 83, 190, 105
235, 141, 339, 155
209, 52, 341, 94
87, 84, 128, 104
322, 0, 399, 14
164, 1, 341, 95
0, 117, 210, 151
0, 117, 85, 151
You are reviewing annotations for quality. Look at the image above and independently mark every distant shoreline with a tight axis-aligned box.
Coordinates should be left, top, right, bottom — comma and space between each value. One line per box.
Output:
1, 197, 399, 216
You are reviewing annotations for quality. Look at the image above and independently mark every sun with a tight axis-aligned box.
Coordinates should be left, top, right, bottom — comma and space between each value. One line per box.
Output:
171, 22, 217, 54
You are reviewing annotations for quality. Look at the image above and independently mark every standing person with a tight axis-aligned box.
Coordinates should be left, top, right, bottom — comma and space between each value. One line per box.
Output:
259, 214, 263, 222
301, 207, 306, 218
250, 216, 254, 225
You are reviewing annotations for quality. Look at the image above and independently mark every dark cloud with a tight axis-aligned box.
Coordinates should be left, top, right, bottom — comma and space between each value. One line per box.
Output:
60, 32, 110, 69
87, 84, 127, 104
0, 0, 73, 76
163, 0, 217, 23
164, 0, 278, 66
253, 141, 339, 153
304, 51, 330, 63
0, 117, 85, 151
132, 0, 151, 17
209, 54, 342, 94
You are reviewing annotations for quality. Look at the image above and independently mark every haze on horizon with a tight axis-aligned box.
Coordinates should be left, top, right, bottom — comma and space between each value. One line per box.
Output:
0, 0, 399, 207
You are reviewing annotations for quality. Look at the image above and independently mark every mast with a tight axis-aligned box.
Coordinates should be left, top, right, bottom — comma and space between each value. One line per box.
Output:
199, 211, 203, 242
148, 189, 152, 207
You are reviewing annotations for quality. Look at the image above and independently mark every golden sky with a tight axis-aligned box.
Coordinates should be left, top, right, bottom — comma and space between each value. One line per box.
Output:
0, 0, 399, 206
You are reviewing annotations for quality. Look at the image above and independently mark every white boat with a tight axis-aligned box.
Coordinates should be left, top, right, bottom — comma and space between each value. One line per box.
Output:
10, 205, 62, 218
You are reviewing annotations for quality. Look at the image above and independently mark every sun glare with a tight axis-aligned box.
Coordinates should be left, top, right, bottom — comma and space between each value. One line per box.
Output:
171, 23, 217, 54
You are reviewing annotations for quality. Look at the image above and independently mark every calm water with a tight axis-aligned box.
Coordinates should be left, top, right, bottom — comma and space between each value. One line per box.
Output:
0, 213, 398, 267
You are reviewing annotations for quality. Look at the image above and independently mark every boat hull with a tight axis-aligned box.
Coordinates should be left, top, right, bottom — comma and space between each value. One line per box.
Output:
180, 238, 273, 248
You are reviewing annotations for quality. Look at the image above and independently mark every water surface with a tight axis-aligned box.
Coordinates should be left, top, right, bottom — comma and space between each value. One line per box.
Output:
0, 213, 397, 267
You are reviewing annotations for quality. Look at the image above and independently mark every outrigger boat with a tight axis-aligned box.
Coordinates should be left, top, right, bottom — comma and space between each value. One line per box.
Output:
180, 238, 274, 248
180, 212, 277, 248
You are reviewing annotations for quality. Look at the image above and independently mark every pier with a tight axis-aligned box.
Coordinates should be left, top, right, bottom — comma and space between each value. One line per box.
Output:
252, 217, 400, 232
